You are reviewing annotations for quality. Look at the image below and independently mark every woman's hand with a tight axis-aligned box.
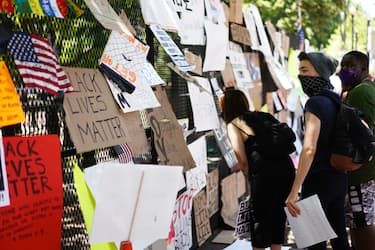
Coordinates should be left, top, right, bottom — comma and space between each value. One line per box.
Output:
285, 191, 301, 217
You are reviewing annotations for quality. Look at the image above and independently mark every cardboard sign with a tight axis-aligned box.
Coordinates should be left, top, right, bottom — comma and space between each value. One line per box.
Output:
167, 189, 194, 250
0, 135, 63, 250
220, 173, 239, 227
230, 23, 251, 46
184, 50, 202, 76
221, 59, 236, 87
63, 67, 148, 154
146, 86, 195, 171
193, 190, 212, 246
0, 61, 25, 127
229, 0, 243, 24
119, 9, 136, 35
206, 168, 219, 217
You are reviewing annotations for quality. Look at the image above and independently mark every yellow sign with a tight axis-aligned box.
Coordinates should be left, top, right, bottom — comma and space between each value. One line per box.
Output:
0, 61, 25, 127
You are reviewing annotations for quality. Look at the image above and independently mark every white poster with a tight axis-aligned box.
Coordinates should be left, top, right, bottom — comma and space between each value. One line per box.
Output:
140, 0, 180, 32
204, 0, 226, 24
203, 20, 228, 72
0, 131, 10, 207
228, 42, 253, 89
179, 0, 205, 45
285, 195, 337, 249
150, 25, 193, 72
186, 136, 208, 196
187, 77, 220, 132
167, 189, 194, 250
141, 62, 164, 86
101, 31, 160, 112
213, 118, 238, 169
86, 163, 185, 244
84, 0, 132, 36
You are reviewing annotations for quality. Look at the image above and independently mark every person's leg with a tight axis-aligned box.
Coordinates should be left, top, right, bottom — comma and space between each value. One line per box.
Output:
270, 244, 282, 250
349, 180, 375, 250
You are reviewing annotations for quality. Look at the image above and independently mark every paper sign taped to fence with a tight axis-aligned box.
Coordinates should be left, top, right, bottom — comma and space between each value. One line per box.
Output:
230, 23, 251, 46
146, 86, 195, 171
179, 0, 205, 45
150, 24, 193, 72
0, 135, 63, 250
167, 189, 194, 250
203, 21, 228, 72
213, 118, 238, 168
0, 61, 25, 127
184, 50, 202, 75
84, 0, 132, 36
221, 173, 239, 227
187, 77, 219, 132
101, 31, 160, 113
207, 168, 219, 217
285, 195, 337, 249
0, 131, 10, 207
186, 136, 207, 196
63, 67, 148, 154
194, 190, 212, 246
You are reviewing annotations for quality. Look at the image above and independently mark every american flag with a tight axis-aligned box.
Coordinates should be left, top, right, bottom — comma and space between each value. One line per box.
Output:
114, 143, 133, 164
7, 32, 73, 96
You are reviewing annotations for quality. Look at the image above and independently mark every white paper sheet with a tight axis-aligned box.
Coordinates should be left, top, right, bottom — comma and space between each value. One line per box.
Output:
203, 20, 228, 72
284, 194, 337, 249
186, 136, 208, 196
228, 42, 253, 89
204, 0, 226, 24
187, 77, 220, 132
179, 0, 205, 45
224, 239, 290, 250
0, 131, 10, 207
86, 163, 185, 244
84, 0, 132, 36
140, 0, 180, 32
101, 31, 160, 112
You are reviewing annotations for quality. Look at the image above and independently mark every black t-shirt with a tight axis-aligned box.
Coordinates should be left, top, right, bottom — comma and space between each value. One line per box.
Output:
304, 93, 340, 174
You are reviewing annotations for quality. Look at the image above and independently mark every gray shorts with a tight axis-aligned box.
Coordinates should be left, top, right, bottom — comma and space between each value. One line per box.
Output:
348, 180, 375, 227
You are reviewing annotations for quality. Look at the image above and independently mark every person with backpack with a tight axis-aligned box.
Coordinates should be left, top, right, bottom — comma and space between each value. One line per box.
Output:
339, 51, 375, 250
220, 87, 295, 250
285, 52, 351, 250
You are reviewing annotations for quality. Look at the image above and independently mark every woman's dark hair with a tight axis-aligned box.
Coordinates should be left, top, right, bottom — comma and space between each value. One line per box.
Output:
220, 88, 249, 123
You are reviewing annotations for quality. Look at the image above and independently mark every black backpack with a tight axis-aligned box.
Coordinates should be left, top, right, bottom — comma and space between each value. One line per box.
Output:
242, 111, 296, 156
320, 91, 375, 171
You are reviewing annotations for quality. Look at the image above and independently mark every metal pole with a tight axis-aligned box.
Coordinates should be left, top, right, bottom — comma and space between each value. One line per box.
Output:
351, 14, 354, 50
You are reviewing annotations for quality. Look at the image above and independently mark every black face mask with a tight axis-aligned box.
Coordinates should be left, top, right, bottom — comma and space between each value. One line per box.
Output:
298, 75, 333, 97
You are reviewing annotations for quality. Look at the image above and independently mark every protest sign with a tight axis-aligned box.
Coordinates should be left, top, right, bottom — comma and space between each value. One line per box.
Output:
206, 168, 219, 217
63, 67, 148, 154
193, 190, 212, 246
230, 23, 251, 46
0, 135, 63, 250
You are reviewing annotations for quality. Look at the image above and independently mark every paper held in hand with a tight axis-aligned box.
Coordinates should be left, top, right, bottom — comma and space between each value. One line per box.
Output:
284, 194, 337, 249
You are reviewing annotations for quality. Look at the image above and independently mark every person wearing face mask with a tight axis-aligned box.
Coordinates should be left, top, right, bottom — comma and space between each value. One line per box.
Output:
338, 51, 375, 250
285, 52, 351, 250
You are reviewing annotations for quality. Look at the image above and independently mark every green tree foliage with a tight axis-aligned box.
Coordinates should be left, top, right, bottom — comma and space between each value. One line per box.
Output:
244, 0, 346, 48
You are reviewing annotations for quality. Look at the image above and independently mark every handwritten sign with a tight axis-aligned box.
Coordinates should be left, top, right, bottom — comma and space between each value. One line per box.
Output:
0, 135, 63, 250
63, 67, 148, 154
228, 42, 253, 89
0, 61, 25, 128
101, 31, 160, 113
186, 136, 207, 196
206, 168, 219, 217
230, 23, 251, 46
146, 86, 195, 171
213, 118, 238, 169
193, 190, 212, 246
150, 24, 193, 72
167, 189, 194, 250
0, 132, 10, 207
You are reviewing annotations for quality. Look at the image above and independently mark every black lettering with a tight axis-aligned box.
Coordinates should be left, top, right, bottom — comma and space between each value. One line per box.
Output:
34, 157, 46, 175
40, 176, 52, 193
26, 140, 38, 156
117, 93, 131, 108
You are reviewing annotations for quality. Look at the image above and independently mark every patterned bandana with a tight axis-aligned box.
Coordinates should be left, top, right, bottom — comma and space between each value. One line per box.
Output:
298, 75, 333, 97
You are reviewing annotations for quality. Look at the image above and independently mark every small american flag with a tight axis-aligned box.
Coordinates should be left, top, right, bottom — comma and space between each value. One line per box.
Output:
7, 32, 73, 96
114, 143, 133, 164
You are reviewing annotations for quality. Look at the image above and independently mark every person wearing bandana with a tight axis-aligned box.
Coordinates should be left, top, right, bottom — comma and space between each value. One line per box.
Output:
339, 51, 375, 250
285, 52, 351, 250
